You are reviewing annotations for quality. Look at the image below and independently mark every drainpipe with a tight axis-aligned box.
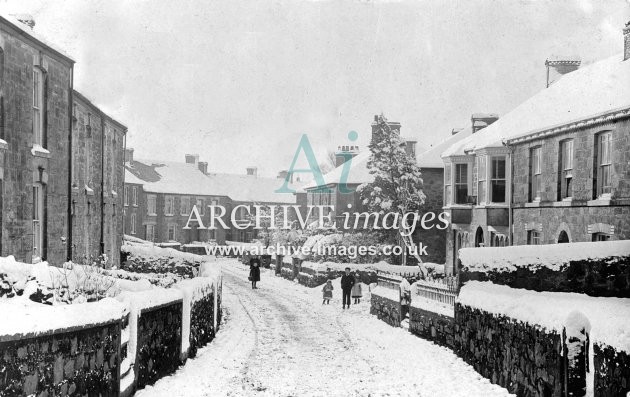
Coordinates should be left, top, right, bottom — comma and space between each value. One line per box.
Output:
66, 67, 74, 261
502, 140, 514, 245
100, 113, 105, 256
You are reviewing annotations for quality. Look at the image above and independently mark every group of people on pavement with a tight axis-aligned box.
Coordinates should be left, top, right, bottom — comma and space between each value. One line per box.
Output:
322, 267, 362, 309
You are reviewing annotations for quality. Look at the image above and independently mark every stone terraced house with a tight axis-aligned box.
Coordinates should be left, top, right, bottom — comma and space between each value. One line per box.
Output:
0, 14, 127, 266
441, 22, 630, 274
123, 150, 296, 246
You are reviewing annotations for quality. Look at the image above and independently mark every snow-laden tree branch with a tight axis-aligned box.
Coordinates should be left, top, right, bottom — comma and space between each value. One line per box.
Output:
357, 114, 428, 277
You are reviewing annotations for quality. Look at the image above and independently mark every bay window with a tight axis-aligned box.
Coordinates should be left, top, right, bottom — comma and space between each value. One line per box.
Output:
454, 163, 469, 204
444, 163, 451, 206
490, 157, 506, 203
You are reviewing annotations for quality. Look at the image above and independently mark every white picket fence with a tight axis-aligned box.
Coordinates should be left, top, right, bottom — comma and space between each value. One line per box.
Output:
414, 276, 458, 306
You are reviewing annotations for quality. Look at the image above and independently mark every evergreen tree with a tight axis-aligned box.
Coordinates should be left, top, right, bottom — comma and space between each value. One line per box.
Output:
358, 114, 427, 272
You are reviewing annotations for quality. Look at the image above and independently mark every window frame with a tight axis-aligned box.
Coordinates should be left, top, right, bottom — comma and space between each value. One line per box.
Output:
32, 184, 44, 260
167, 224, 177, 241
559, 139, 574, 200
592, 232, 611, 242
489, 156, 507, 204
32, 68, 45, 147
527, 230, 542, 245
596, 132, 612, 198
443, 163, 452, 206
132, 186, 138, 207
124, 185, 129, 206
130, 213, 136, 234
477, 155, 487, 205
196, 198, 205, 216
530, 146, 542, 202
180, 196, 190, 216
454, 163, 469, 204
147, 194, 157, 216
146, 224, 156, 242
164, 195, 174, 216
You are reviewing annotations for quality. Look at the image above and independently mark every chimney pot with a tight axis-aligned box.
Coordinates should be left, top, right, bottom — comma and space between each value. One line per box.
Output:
124, 148, 134, 163
246, 166, 258, 177
185, 154, 199, 166
471, 113, 499, 134
545, 56, 581, 87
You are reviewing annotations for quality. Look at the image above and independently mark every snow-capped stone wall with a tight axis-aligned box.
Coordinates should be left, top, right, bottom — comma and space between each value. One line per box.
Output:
370, 286, 402, 327
459, 240, 630, 297
408, 305, 454, 349
453, 302, 564, 396
121, 242, 209, 278
0, 305, 124, 396
593, 343, 630, 396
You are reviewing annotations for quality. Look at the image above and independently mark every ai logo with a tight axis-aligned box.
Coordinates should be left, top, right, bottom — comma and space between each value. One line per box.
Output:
275, 131, 359, 194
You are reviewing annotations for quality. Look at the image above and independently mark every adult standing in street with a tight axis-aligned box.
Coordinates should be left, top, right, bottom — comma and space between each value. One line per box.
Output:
399, 277, 411, 319
249, 257, 261, 289
340, 267, 355, 309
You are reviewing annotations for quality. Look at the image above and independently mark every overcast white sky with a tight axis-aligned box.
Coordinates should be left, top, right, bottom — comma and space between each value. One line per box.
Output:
1, 0, 628, 177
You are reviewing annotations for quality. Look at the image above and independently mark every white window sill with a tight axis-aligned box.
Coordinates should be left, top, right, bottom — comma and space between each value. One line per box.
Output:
0, 139, 7, 150
524, 201, 541, 208
551, 200, 573, 207
587, 198, 612, 207
31, 145, 51, 158
85, 185, 95, 196
475, 203, 509, 209
443, 204, 474, 209
147, 213, 157, 216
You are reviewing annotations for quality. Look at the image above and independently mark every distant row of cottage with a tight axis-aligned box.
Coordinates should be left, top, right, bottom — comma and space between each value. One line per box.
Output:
1, 13, 629, 273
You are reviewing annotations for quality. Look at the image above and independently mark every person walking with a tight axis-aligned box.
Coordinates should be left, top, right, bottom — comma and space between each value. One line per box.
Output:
399, 277, 411, 319
351, 272, 362, 304
249, 257, 261, 289
340, 267, 355, 309
322, 279, 333, 304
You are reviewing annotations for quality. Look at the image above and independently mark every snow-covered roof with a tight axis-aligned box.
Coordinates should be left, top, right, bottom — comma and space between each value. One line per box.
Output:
442, 53, 630, 157
125, 159, 295, 204
0, 13, 74, 63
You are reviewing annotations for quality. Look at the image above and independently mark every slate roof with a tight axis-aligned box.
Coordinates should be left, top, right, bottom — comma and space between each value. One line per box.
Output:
125, 159, 295, 204
442, 53, 630, 157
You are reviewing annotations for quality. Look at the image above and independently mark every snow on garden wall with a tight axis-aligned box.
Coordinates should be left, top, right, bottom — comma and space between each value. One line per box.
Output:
459, 240, 630, 273
458, 281, 630, 353
121, 241, 209, 278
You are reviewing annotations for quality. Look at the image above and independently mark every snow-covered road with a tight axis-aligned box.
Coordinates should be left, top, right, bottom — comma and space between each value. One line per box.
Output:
136, 260, 512, 397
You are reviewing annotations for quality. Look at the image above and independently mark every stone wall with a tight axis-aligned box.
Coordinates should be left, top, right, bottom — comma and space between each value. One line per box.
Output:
136, 301, 183, 389
188, 291, 215, 358
412, 168, 446, 264
453, 304, 564, 397
461, 255, 630, 298
0, 320, 121, 396
409, 306, 454, 348
513, 205, 630, 245
593, 343, 630, 396
370, 293, 401, 327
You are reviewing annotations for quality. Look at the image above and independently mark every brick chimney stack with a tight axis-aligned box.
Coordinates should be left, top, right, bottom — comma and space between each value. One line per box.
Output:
124, 148, 134, 163
624, 21, 630, 61
246, 166, 258, 177
471, 113, 499, 134
371, 115, 401, 144
404, 140, 417, 158
545, 56, 581, 87
278, 170, 293, 183
198, 161, 208, 175
185, 154, 199, 166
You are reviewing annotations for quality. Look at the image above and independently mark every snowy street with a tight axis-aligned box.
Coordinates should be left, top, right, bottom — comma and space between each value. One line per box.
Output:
136, 260, 512, 397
